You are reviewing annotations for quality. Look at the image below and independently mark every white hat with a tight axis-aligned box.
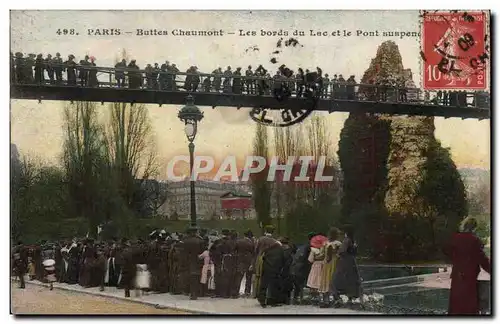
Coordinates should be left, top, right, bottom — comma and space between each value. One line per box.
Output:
43, 259, 55, 267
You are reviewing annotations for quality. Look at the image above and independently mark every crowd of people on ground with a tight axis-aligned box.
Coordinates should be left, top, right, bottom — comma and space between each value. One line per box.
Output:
12, 225, 363, 309
12, 51, 485, 107
12, 216, 492, 314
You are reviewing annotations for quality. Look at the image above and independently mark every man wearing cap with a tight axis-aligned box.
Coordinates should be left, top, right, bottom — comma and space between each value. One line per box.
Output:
159, 60, 169, 90
24, 54, 35, 84
182, 227, 205, 300
88, 56, 99, 87
144, 64, 154, 89
44, 54, 54, 84
157, 230, 170, 293
147, 230, 161, 292
234, 230, 255, 297
119, 240, 138, 298
65, 55, 77, 85
13, 241, 28, 289
14, 52, 25, 84
79, 238, 96, 287
211, 228, 237, 298
127, 59, 140, 89
254, 225, 284, 307
34, 54, 45, 84
52, 53, 63, 84
115, 59, 127, 88
78, 55, 90, 86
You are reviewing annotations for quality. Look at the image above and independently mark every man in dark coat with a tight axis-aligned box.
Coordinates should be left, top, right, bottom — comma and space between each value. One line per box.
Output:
54, 242, 63, 282
33, 244, 44, 281
289, 234, 314, 304
79, 239, 96, 287
65, 55, 77, 86
232, 67, 243, 94
257, 232, 285, 307
446, 217, 491, 314
34, 54, 44, 84
234, 230, 255, 297
168, 240, 184, 294
127, 60, 140, 89
94, 248, 107, 291
79, 55, 90, 86
279, 237, 296, 305
67, 241, 80, 284
14, 52, 25, 84
211, 229, 236, 298
183, 227, 205, 300
114, 59, 127, 88
106, 244, 121, 287
120, 242, 138, 298
53, 53, 63, 84
157, 232, 170, 292
147, 231, 162, 292
13, 241, 28, 288
45, 54, 54, 84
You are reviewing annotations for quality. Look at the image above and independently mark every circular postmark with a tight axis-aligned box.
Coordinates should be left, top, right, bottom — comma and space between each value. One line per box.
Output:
248, 38, 319, 127
248, 74, 320, 127
420, 10, 489, 90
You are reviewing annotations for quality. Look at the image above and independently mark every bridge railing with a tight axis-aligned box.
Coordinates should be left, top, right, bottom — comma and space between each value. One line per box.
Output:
11, 61, 490, 109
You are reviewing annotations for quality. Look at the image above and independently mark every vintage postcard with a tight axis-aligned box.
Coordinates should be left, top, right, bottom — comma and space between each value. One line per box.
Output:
10, 10, 490, 315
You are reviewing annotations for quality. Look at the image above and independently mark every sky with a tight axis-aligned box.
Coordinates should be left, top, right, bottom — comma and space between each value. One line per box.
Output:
10, 10, 491, 179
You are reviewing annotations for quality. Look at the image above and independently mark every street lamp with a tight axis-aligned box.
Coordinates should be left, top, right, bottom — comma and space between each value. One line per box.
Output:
178, 95, 204, 227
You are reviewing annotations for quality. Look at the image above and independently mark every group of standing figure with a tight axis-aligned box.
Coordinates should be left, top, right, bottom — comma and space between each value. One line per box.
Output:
12, 216, 491, 314
12, 224, 363, 309
11, 52, 363, 101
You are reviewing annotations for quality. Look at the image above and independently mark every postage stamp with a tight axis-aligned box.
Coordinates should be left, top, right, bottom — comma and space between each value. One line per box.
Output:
421, 10, 490, 90
10, 10, 490, 315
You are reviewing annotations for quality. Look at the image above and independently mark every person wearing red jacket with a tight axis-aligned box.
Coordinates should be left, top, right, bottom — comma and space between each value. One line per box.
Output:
446, 217, 491, 315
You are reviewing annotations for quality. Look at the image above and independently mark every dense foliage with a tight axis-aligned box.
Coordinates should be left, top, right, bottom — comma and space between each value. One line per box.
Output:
338, 41, 469, 262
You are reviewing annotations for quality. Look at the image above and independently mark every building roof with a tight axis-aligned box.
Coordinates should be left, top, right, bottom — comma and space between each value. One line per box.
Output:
220, 190, 252, 199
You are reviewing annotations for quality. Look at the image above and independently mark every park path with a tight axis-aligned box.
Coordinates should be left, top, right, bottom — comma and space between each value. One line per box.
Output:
11, 282, 188, 315
11, 279, 378, 315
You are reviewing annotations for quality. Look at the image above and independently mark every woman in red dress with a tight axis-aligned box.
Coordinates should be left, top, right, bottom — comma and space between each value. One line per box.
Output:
447, 217, 491, 314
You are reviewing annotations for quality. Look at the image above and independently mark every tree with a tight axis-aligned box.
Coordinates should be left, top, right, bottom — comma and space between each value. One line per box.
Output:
105, 49, 159, 216
11, 154, 73, 243
467, 176, 491, 215
272, 116, 342, 241
134, 179, 168, 218
251, 123, 272, 229
338, 41, 468, 261
11, 155, 40, 241
62, 101, 109, 238
106, 102, 159, 213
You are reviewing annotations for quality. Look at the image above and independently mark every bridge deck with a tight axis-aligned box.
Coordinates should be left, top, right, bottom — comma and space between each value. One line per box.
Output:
11, 84, 490, 120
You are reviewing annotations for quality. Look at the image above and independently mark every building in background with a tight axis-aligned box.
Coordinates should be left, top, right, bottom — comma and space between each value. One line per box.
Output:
220, 191, 255, 220
160, 179, 253, 220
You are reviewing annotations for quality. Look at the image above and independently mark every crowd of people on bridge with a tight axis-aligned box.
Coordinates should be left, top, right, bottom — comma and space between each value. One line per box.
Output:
12, 225, 363, 309
11, 51, 488, 108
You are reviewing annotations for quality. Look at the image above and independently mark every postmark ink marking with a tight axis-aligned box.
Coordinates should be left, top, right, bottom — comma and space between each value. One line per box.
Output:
421, 10, 488, 90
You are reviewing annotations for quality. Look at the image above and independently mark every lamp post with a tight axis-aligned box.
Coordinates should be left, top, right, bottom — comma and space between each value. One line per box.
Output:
178, 95, 204, 227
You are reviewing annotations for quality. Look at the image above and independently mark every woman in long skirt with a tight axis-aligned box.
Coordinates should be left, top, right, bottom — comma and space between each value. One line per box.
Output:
199, 249, 215, 297
319, 228, 342, 307
331, 226, 362, 305
306, 247, 324, 301
135, 264, 151, 296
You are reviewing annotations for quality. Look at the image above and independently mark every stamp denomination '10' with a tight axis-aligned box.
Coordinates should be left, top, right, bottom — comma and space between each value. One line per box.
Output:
422, 11, 489, 90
